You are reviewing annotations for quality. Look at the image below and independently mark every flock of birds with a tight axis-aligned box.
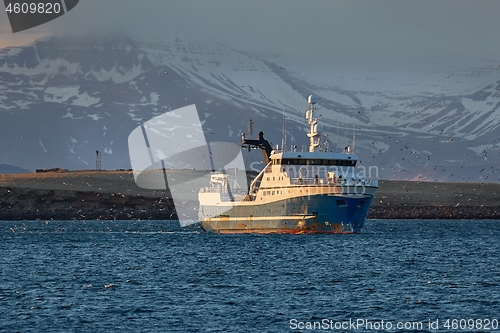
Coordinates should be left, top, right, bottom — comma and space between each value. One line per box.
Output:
11, 64, 500, 183
364, 129, 500, 181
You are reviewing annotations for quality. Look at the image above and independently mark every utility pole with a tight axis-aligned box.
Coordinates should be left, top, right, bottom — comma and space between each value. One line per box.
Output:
96, 150, 101, 171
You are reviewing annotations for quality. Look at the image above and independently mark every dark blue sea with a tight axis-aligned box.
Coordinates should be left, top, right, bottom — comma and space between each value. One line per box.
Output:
1, 219, 499, 333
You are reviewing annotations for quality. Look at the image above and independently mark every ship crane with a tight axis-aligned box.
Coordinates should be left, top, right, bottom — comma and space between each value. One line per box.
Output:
241, 130, 272, 165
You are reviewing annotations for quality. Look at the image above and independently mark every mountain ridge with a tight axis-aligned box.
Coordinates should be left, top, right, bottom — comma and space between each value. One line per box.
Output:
0, 34, 498, 182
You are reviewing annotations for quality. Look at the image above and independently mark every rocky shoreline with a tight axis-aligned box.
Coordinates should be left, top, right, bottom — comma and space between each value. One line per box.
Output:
0, 208, 173, 221
1, 206, 499, 221
367, 205, 500, 220
0, 171, 499, 221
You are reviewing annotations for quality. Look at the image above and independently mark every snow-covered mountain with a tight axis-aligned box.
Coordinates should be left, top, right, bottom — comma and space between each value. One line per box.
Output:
0, 34, 499, 182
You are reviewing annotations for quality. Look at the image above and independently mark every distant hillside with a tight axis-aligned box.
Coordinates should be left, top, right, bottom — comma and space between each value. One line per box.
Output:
0, 164, 30, 174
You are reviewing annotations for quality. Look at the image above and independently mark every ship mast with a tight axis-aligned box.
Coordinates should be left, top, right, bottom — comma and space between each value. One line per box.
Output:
305, 94, 324, 152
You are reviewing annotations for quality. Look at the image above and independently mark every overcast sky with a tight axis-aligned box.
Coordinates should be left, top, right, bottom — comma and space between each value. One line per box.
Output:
1, 0, 500, 71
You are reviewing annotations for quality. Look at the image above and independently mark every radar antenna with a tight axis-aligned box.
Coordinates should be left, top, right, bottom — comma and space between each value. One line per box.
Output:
305, 94, 324, 152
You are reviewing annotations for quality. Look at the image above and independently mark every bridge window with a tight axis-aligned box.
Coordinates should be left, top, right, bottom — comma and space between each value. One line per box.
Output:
281, 158, 357, 166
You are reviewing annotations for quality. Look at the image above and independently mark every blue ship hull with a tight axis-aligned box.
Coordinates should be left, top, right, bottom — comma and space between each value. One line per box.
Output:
200, 193, 374, 234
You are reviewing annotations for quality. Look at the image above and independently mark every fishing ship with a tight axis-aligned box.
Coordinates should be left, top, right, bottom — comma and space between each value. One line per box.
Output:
198, 95, 378, 234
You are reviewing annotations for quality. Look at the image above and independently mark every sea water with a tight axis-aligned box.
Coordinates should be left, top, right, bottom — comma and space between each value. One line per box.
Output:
1, 219, 499, 332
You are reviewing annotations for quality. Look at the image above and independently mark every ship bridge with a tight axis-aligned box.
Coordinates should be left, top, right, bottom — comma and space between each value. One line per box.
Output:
270, 151, 358, 167
257, 150, 376, 189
